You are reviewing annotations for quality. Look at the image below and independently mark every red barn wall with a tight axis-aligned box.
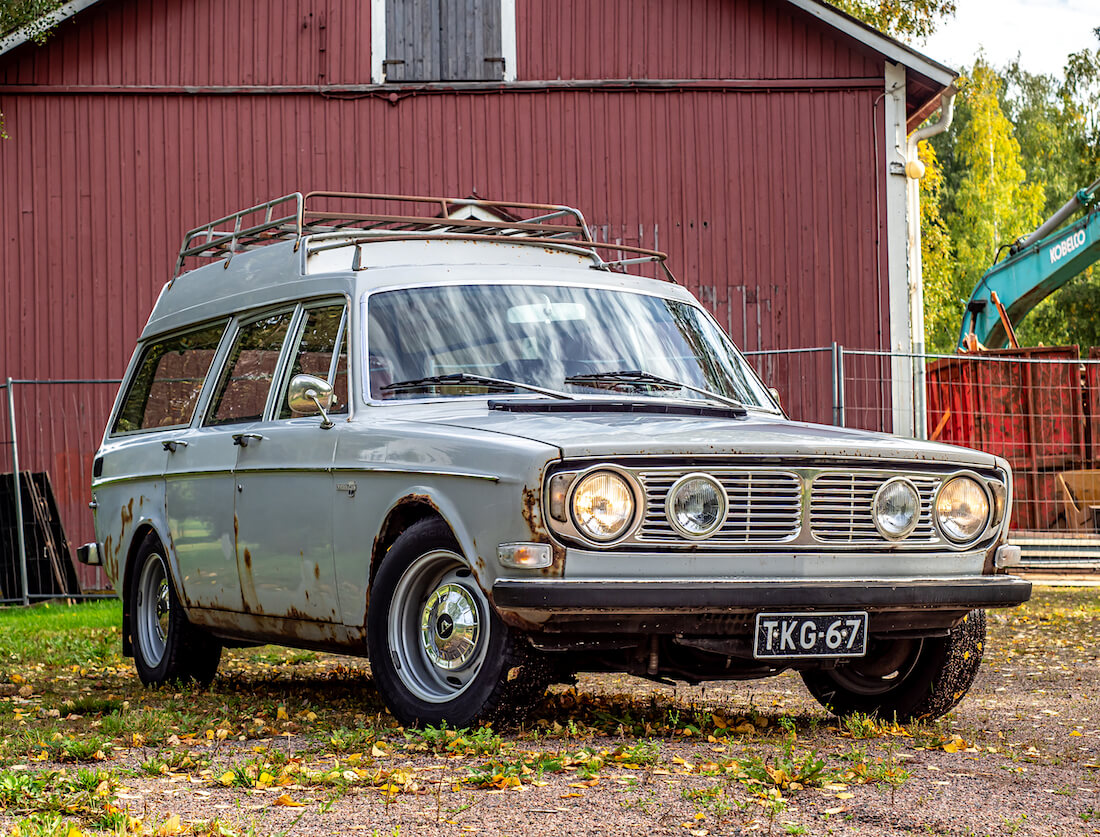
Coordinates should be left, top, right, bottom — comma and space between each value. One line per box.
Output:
0, 0, 894, 572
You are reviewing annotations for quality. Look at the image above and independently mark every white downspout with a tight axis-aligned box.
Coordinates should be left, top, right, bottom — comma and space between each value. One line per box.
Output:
905, 88, 956, 439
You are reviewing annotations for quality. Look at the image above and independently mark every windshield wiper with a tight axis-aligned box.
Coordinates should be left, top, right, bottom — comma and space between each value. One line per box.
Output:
563, 370, 746, 411
381, 372, 574, 400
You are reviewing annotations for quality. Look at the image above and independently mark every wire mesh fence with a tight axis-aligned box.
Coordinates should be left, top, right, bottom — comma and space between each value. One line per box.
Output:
746, 346, 1100, 548
1, 379, 121, 603
2, 348, 1099, 602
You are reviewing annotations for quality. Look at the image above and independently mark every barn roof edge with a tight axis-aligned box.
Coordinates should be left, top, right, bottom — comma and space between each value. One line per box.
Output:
0, 0, 105, 57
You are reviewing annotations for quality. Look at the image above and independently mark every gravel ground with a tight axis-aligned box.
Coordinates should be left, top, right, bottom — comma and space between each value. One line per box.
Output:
2, 585, 1099, 836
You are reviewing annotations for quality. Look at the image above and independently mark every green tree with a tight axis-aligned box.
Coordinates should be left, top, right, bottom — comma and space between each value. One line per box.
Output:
917, 141, 958, 353
1002, 49, 1100, 349
931, 58, 1043, 348
829, 0, 956, 41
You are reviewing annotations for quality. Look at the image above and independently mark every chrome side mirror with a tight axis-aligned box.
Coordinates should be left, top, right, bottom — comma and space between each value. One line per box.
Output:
769, 387, 784, 409
288, 374, 336, 429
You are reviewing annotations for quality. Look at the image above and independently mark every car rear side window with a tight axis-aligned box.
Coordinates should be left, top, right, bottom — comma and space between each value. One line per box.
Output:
112, 321, 228, 434
205, 311, 294, 426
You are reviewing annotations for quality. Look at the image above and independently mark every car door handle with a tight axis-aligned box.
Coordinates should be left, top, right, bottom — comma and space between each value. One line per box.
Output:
232, 433, 264, 447
162, 440, 189, 452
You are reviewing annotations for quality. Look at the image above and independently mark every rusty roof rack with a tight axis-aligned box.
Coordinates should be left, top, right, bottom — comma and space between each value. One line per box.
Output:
171, 191, 675, 283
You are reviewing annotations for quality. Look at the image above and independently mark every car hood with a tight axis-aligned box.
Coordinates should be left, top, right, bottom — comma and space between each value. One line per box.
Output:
414, 401, 998, 467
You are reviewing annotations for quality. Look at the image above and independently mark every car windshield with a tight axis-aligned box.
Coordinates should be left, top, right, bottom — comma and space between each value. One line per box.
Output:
365, 283, 776, 409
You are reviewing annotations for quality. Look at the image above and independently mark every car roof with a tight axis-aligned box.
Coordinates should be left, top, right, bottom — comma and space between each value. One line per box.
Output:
141, 236, 693, 340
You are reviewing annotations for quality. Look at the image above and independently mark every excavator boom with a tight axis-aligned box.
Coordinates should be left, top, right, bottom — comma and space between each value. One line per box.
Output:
958, 179, 1100, 350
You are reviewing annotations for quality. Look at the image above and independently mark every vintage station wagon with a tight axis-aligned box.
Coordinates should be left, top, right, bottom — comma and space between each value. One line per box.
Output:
83, 192, 1031, 726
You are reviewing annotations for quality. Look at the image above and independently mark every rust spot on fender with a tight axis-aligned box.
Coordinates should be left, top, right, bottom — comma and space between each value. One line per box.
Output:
521, 486, 543, 537
314, 564, 321, 580
121, 498, 134, 530
495, 605, 543, 633
239, 536, 258, 614
397, 493, 439, 511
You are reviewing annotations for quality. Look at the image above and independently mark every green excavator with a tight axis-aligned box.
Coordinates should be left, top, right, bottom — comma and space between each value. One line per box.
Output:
958, 177, 1100, 351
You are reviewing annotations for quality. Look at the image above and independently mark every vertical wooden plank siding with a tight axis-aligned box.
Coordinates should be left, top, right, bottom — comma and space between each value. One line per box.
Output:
0, 0, 902, 558
0, 87, 884, 380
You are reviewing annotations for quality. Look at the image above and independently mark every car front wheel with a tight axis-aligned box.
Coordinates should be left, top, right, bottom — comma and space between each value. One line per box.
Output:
367, 518, 548, 727
800, 609, 986, 721
129, 533, 222, 687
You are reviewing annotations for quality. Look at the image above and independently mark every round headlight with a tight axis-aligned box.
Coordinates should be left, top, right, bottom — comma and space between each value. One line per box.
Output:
666, 474, 727, 539
571, 471, 636, 542
872, 478, 921, 540
935, 476, 990, 543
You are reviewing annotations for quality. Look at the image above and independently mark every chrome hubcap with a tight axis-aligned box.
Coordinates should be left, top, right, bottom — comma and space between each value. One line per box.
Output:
420, 583, 480, 670
136, 553, 170, 667
389, 549, 489, 704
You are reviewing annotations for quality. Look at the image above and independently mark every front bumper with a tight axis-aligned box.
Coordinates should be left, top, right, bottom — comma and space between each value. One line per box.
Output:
492, 575, 1032, 634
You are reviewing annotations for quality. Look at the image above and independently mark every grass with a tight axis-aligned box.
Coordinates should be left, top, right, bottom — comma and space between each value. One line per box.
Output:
0, 589, 1095, 834
0, 601, 121, 670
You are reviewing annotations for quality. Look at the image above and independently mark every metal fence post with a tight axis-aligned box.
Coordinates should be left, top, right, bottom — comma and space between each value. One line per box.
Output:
6, 378, 30, 606
831, 342, 846, 427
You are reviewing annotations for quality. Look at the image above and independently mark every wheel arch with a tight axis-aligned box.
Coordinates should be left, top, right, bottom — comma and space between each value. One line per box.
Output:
120, 521, 179, 657
370, 497, 455, 589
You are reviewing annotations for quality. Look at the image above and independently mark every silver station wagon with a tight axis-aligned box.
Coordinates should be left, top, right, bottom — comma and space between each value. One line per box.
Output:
84, 192, 1031, 726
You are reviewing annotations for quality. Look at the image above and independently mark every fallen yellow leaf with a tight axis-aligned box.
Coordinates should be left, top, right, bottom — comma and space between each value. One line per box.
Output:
273, 794, 307, 808
156, 814, 182, 836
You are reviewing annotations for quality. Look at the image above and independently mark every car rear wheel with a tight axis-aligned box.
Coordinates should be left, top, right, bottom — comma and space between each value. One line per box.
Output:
367, 518, 549, 726
129, 533, 222, 687
801, 609, 986, 721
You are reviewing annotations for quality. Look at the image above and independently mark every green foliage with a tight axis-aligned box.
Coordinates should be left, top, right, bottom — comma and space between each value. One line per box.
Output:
829, 0, 956, 41
917, 140, 959, 352
949, 59, 1045, 294
0, 0, 63, 41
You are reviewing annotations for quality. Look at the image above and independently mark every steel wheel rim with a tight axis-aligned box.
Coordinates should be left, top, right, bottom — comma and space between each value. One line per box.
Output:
388, 549, 489, 704
136, 553, 170, 668
828, 638, 924, 696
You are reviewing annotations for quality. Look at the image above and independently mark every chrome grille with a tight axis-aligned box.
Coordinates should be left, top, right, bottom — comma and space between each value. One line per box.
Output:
810, 472, 940, 543
636, 469, 803, 544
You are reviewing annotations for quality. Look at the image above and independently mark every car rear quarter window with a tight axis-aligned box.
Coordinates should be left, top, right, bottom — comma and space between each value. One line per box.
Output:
205, 311, 294, 426
112, 321, 228, 434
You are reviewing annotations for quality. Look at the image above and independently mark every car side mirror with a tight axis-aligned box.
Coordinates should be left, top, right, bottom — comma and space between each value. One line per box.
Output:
288, 374, 335, 429
769, 387, 784, 410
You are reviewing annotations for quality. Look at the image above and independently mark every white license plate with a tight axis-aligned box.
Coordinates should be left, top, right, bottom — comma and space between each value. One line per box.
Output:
753, 611, 868, 660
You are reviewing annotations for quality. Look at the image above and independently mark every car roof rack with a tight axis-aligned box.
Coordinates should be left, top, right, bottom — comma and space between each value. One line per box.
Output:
170, 191, 676, 284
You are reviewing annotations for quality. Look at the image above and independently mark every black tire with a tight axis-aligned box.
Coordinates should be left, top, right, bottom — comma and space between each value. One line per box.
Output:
129, 532, 222, 687
800, 609, 986, 722
366, 518, 548, 727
